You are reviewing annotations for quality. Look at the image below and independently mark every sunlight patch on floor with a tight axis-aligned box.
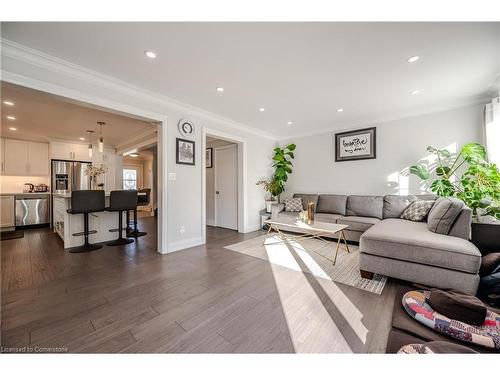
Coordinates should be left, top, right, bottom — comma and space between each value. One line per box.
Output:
263, 235, 369, 352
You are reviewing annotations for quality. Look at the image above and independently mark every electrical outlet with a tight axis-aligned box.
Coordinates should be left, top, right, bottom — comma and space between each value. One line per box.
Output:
179, 226, 185, 234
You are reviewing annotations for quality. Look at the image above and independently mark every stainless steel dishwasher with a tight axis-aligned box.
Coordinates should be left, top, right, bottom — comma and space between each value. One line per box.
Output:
15, 194, 50, 227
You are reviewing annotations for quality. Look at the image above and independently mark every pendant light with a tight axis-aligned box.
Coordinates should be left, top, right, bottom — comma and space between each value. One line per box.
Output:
97, 121, 105, 153
87, 130, 94, 158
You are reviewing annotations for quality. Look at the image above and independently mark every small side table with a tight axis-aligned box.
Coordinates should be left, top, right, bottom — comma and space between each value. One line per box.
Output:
260, 209, 270, 230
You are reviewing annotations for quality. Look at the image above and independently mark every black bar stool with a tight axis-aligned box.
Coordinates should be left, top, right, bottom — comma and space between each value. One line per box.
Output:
66, 190, 105, 253
106, 190, 137, 246
127, 188, 151, 238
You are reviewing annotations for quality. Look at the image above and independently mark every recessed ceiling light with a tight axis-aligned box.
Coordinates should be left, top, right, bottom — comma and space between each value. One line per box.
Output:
337, 108, 344, 113
79, 137, 85, 141
6, 115, 16, 120
216, 87, 224, 92
407, 56, 420, 63
9, 127, 17, 131
259, 107, 265, 112
129, 153, 139, 158
3, 100, 14, 106
410, 89, 420, 95
145, 50, 157, 59
287, 121, 293, 125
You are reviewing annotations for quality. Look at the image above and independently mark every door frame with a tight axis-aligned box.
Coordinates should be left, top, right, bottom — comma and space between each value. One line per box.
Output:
213, 144, 238, 229
1, 74, 169, 254
202, 127, 246, 241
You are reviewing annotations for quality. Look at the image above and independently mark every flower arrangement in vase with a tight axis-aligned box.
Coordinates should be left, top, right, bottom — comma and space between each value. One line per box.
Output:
84, 164, 107, 190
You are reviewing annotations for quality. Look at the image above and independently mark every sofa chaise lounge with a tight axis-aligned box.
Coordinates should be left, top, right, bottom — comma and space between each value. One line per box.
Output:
271, 193, 482, 294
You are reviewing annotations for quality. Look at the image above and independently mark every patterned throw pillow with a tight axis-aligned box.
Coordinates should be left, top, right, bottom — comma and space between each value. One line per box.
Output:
284, 198, 303, 212
400, 200, 435, 222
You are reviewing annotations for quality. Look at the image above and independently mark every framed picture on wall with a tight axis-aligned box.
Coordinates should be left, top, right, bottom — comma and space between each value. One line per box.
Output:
206, 147, 213, 168
176, 138, 195, 166
335, 127, 376, 162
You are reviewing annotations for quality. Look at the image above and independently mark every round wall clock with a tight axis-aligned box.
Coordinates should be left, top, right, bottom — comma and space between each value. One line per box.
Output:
178, 119, 195, 138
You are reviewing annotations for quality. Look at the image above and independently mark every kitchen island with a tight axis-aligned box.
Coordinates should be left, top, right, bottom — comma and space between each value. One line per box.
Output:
53, 192, 126, 249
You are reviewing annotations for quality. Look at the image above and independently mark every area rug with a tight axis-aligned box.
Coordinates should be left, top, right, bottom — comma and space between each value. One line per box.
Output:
225, 234, 387, 294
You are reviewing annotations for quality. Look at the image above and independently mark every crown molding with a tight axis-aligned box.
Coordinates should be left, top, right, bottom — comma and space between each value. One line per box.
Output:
0, 38, 278, 141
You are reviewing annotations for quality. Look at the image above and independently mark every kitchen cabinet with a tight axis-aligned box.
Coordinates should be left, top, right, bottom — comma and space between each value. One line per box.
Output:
28, 142, 49, 175
92, 148, 116, 191
0, 138, 4, 173
1, 138, 49, 176
0, 195, 15, 228
4, 138, 29, 175
50, 141, 91, 162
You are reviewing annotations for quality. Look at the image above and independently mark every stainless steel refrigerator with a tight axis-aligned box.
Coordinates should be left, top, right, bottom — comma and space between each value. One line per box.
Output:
51, 160, 92, 194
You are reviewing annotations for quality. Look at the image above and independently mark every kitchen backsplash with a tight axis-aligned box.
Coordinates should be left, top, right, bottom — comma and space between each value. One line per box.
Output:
0, 176, 50, 193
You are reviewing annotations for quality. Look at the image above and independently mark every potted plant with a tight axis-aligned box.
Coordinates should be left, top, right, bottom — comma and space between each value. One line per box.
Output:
410, 143, 500, 252
256, 143, 297, 213
256, 178, 281, 213
271, 143, 296, 200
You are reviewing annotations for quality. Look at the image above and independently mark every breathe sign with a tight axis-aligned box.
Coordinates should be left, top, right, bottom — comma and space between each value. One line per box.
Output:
335, 127, 376, 162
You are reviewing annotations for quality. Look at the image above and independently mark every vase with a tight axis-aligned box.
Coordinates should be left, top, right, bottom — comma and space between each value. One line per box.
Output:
307, 202, 315, 224
265, 199, 275, 213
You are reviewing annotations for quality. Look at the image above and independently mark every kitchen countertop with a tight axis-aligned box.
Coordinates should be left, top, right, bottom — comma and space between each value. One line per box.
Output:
53, 192, 111, 198
1, 192, 51, 196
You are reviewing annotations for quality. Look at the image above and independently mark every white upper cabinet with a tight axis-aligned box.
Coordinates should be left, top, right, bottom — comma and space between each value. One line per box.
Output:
50, 141, 91, 162
4, 139, 29, 175
0, 138, 5, 174
1, 138, 49, 176
92, 148, 116, 191
28, 142, 49, 176
50, 142, 73, 160
73, 143, 92, 162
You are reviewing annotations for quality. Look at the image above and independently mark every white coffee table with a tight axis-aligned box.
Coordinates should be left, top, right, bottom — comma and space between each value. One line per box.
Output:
263, 216, 350, 265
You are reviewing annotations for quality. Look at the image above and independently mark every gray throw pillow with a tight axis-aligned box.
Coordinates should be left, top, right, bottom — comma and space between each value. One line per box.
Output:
427, 197, 465, 235
400, 200, 435, 222
284, 198, 303, 212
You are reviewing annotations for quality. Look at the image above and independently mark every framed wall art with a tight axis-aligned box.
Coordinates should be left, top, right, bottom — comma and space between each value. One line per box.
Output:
335, 127, 376, 162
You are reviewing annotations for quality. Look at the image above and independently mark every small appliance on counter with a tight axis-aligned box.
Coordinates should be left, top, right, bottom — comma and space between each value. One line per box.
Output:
34, 184, 49, 192
23, 183, 35, 193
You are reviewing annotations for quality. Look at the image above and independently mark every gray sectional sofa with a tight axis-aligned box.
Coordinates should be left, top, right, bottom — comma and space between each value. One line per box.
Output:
271, 193, 482, 294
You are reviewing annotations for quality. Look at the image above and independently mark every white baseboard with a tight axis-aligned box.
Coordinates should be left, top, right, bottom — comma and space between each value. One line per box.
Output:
206, 219, 216, 226
243, 224, 262, 233
166, 236, 205, 253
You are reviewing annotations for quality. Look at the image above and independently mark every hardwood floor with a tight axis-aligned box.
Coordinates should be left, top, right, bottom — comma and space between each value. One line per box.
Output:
1, 219, 397, 353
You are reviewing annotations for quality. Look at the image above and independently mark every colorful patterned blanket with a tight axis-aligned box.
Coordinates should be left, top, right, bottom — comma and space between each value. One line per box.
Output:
402, 290, 500, 350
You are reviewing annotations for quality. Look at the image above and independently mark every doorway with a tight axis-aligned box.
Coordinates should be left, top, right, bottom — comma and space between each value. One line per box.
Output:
206, 136, 238, 231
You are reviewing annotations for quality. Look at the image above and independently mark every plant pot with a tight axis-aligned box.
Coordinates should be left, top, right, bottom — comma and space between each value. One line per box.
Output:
471, 221, 500, 255
265, 200, 275, 214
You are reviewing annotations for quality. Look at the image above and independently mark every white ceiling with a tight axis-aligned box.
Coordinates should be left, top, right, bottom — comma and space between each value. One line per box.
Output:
1, 82, 156, 146
2, 22, 499, 138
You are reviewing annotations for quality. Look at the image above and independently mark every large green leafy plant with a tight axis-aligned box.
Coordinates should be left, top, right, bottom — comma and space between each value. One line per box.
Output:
410, 143, 500, 219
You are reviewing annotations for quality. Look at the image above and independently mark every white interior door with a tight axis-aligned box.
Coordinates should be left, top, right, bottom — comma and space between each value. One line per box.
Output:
215, 145, 238, 230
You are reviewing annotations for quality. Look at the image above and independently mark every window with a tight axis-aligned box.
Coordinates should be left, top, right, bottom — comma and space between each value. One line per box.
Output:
123, 169, 137, 190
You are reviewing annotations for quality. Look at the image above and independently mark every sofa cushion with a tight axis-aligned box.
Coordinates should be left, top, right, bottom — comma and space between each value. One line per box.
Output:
293, 194, 318, 211
383, 195, 417, 218
316, 194, 347, 215
314, 213, 343, 223
337, 216, 380, 232
427, 197, 465, 235
400, 199, 435, 222
360, 218, 481, 273
283, 197, 303, 212
346, 195, 383, 219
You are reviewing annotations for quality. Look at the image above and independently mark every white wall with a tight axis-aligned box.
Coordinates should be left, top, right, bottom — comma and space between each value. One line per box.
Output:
2, 42, 275, 253
281, 104, 484, 197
